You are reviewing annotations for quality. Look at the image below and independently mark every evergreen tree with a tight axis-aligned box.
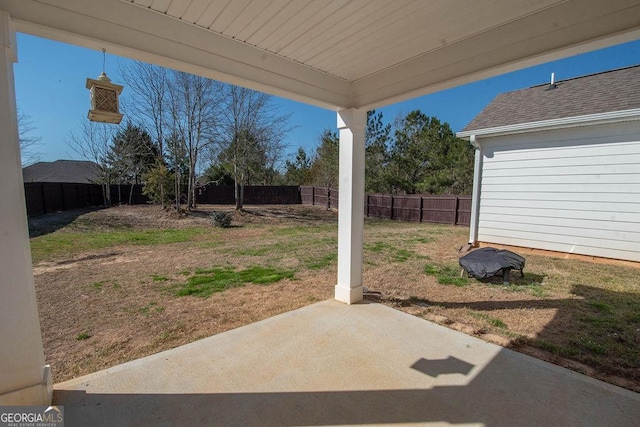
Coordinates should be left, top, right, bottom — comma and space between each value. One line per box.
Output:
142, 160, 174, 205
283, 147, 312, 185
387, 110, 432, 194
310, 130, 339, 189
388, 110, 473, 194
202, 162, 235, 186
365, 110, 391, 193
109, 121, 157, 185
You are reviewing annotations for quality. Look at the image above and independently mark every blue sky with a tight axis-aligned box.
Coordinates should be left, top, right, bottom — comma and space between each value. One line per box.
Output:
13, 33, 640, 165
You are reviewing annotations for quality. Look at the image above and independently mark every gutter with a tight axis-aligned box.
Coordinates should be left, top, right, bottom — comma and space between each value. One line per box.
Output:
457, 108, 640, 139
468, 135, 482, 245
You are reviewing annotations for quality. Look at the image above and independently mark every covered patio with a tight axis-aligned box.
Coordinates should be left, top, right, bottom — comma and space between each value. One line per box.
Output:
1, 0, 640, 419
54, 300, 640, 425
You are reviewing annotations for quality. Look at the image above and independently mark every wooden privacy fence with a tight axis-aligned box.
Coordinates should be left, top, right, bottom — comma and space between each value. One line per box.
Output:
24, 183, 301, 217
24, 183, 469, 226
24, 182, 148, 217
300, 186, 471, 226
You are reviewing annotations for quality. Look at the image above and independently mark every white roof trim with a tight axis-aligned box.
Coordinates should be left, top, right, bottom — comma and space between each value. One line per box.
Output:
457, 108, 640, 139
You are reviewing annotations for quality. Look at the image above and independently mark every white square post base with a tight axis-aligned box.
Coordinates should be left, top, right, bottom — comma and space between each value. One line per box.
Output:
334, 284, 363, 305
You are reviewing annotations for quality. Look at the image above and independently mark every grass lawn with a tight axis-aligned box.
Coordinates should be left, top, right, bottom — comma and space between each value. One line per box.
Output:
30, 204, 640, 391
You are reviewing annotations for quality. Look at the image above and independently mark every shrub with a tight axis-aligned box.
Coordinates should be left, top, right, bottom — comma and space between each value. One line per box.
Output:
142, 161, 175, 205
211, 211, 232, 228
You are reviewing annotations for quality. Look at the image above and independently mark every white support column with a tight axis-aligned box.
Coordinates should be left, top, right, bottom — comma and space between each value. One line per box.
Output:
0, 11, 52, 405
335, 108, 366, 304
468, 135, 483, 245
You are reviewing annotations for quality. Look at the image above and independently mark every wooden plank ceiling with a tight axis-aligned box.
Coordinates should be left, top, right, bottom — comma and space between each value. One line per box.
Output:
130, 0, 560, 82
2, 0, 640, 109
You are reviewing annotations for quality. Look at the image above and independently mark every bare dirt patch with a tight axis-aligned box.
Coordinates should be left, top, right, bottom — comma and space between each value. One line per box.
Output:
30, 204, 639, 392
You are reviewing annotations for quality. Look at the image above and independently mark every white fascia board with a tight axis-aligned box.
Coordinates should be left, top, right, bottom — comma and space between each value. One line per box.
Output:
352, 0, 640, 110
2, 0, 352, 110
457, 109, 640, 140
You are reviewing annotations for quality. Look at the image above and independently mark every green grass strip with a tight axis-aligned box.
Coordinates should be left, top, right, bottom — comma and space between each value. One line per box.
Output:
176, 266, 295, 298
31, 228, 203, 262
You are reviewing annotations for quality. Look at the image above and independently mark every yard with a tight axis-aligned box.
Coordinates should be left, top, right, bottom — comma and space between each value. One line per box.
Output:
29, 204, 640, 392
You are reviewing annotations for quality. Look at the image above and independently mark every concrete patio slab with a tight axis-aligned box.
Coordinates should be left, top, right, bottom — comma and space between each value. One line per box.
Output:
54, 300, 640, 426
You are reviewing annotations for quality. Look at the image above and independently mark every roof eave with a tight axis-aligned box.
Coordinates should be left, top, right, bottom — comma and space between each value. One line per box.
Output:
457, 108, 640, 140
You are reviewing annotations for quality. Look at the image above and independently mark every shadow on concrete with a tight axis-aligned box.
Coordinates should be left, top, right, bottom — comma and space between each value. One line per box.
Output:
369, 283, 640, 388
53, 346, 639, 427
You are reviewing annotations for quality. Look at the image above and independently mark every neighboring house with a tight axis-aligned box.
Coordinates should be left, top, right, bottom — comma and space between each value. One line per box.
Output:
22, 159, 101, 184
457, 65, 640, 262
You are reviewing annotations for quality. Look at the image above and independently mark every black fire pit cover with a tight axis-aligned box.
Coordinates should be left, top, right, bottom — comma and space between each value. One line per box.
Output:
459, 247, 525, 280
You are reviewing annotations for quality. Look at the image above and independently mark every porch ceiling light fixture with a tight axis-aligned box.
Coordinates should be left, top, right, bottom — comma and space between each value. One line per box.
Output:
86, 48, 124, 124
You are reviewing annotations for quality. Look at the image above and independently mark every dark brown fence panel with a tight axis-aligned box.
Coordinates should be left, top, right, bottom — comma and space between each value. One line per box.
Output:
42, 183, 65, 213
300, 186, 337, 208
196, 185, 235, 204
367, 194, 392, 219
24, 182, 147, 217
300, 186, 314, 205
244, 186, 301, 204
110, 184, 149, 206
84, 184, 104, 207
62, 184, 79, 210
329, 189, 338, 209
393, 195, 421, 222
456, 196, 472, 226
422, 195, 457, 224
313, 187, 329, 208
196, 185, 301, 205
24, 183, 45, 217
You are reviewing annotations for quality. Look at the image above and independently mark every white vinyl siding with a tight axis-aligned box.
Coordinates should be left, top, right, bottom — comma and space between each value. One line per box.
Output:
477, 120, 640, 262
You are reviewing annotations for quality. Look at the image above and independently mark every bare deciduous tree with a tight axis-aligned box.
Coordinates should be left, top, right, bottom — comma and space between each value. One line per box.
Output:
18, 111, 42, 167
66, 120, 115, 206
167, 71, 222, 209
120, 62, 170, 207
121, 63, 222, 210
217, 85, 291, 210
120, 62, 169, 156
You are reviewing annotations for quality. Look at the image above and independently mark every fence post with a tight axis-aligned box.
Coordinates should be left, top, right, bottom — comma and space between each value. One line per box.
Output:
390, 195, 394, 220
326, 187, 330, 210
454, 196, 460, 225
366, 194, 369, 217
419, 196, 423, 223
311, 186, 315, 206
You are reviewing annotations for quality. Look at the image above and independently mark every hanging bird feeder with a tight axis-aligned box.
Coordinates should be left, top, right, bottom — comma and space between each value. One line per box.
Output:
86, 49, 124, 124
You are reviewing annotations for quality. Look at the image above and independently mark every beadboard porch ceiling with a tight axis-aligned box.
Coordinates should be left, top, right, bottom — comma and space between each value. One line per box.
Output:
2, 0, 640, 109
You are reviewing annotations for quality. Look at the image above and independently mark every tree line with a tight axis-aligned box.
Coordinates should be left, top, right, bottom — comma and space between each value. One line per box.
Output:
283, 110, 474, 195
64, 63, 473, 211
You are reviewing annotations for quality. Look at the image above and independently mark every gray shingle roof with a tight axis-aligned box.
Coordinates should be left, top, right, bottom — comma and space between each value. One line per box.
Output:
462, 65, 640, 132
23, 160, 101, 183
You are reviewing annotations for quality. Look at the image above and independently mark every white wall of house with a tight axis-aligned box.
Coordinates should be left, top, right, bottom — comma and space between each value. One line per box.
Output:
477, 120, 640, 262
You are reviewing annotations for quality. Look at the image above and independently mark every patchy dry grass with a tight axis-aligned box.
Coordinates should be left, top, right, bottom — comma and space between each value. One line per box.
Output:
30, 204, 640, 392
